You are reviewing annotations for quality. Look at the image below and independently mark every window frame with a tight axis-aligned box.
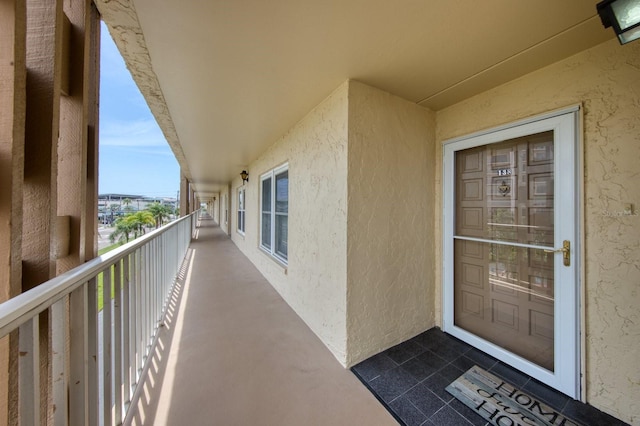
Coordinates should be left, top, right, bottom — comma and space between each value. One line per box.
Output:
237, 186, 246, 235
259, 163, 289, 264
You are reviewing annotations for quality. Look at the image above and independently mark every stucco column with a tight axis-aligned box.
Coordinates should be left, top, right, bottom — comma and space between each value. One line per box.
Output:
180, 172, 189, 216
191, 187, 197, 215
0, 1, 26, 423
226, 183, 232, 234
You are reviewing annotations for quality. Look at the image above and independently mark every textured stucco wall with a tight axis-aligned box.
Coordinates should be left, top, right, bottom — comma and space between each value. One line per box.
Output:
435, 39, 640, 425
220, 189, 230, 236
231, 82, 350, 363
346, 81, 436, 366
230, 80, 437, 367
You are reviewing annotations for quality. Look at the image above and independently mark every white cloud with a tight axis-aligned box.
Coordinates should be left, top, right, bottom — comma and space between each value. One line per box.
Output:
100, 119, 168, 147
105, 145, 175, 157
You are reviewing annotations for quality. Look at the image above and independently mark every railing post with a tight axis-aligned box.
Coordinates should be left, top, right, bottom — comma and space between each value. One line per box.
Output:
142, 244, 149, 359
152, 239, 158, 330
113, 260, 123, 421
69, 284, 89, 425
131, 250, 139, 387
134, 248, 142, 383
101, 267, 112, 425
87, 277, 98, 425
18, 318, 39, 425
51, 299, 68, 425
122, 255, 131, 411
146, 243, 149, 360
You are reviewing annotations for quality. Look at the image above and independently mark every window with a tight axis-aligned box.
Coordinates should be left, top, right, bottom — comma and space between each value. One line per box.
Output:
260, 164, 288, 263
237, 187, 246, 234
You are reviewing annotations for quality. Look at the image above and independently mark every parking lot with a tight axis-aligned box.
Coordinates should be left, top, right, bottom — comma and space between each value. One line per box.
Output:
97, 225, 116, 251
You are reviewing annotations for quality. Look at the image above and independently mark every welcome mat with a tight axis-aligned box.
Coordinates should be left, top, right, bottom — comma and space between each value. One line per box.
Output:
446, 365, 583, 426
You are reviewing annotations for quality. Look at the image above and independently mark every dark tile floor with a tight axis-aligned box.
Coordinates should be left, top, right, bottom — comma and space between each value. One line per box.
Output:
351, 328, 628, 426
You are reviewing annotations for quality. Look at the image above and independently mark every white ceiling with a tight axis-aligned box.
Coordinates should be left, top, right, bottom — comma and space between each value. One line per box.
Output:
99, 0, 613, 198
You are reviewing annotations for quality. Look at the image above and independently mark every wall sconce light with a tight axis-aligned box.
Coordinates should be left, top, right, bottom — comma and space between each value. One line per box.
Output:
240, 170, 249, 184
597, 0, 640, 44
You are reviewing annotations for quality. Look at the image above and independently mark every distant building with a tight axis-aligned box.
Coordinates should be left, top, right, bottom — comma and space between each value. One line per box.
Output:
98, 193, 177, 224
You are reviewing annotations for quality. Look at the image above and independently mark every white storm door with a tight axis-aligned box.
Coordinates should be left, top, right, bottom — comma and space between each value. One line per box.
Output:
443, 109, 580, 398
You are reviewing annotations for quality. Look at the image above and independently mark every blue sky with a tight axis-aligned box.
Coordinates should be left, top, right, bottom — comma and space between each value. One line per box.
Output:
99, 22, 179, 199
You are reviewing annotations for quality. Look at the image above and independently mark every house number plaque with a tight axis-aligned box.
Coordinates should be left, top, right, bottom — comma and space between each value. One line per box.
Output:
497, 169, 512, 176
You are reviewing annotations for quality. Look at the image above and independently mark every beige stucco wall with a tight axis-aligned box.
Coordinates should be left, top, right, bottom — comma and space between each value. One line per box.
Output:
345, 81, 436, 366
231, 82, 350, 363
435, 39, 640, 425
219, 190, 230, 235
229, 80, 437, 367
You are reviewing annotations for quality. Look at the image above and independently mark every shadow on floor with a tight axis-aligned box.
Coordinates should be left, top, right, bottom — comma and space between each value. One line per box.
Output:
124, 246, 194, 425
126, 217, 396, 425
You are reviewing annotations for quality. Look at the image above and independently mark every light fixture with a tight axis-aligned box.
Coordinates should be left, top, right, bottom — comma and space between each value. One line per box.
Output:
240, 170, 249, 184
597, 0, 640, 44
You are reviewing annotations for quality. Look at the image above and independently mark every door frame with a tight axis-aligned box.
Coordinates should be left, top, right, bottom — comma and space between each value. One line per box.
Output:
441, 106, 582, 398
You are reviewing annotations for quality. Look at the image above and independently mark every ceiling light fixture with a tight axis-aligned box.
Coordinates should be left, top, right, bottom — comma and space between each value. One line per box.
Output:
597, 0, 640, 44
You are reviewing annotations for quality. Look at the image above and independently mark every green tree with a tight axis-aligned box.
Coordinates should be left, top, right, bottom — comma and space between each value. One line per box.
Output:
109, 203, 119, 223
147, 202, 172, 228
122, 197, 133, 212
109, 211, 155, 244
110, 217, 133, 244
126, 210, 155, 238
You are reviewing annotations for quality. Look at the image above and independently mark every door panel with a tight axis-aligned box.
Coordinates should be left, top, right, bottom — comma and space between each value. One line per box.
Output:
454, 241, 555, 370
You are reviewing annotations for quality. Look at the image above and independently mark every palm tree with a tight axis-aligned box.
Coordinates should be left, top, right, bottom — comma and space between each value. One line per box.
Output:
147, 202, 171, 228
109, 211, 155, 244
110, 217, 133, 244
122, 197, 133, 212
126, 211, 155, 238
109, 203, 119, 224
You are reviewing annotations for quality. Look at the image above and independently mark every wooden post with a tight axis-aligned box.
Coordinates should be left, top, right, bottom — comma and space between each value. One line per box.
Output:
0, 1, 26, 423
22, 0, 64, 422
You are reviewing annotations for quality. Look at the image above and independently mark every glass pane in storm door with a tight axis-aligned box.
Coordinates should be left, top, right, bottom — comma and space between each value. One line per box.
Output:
454, 131, 556, 371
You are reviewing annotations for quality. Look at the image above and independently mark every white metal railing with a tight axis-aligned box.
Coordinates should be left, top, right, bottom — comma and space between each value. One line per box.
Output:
0, 212, 198, 425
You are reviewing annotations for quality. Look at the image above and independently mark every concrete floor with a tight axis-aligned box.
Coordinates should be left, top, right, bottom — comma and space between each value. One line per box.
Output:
125, 215, 397, 426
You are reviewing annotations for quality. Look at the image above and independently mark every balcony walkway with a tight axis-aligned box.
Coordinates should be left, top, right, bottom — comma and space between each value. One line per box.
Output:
126, 214, 397, 425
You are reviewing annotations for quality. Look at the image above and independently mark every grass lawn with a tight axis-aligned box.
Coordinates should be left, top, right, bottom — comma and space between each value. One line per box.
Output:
97, 242, 123, 311
98, 242, 122, 256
